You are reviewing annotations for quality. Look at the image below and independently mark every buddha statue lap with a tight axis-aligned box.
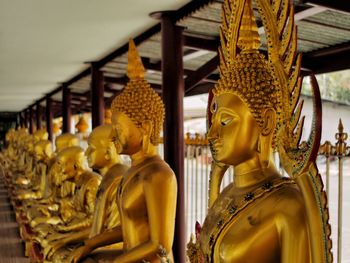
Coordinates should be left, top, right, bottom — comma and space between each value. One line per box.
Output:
43, 124, 128, 262
66, 39, 177, 263
187, 0, 332, 262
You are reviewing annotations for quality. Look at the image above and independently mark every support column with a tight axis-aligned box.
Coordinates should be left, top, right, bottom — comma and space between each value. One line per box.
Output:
19, 112, 24, 128
29, 107, 34, 134
24, 110, 29, 129
91, 63, 105, 128
62, 86, 72, 133
157, 12, 185, 262
36, 102, 42, 130
46, 97, 53, 141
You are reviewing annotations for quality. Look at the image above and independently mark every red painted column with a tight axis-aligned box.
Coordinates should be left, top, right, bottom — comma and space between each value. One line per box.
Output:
62, 86, 72, 133
91, 63, 105, 128
24, 110, 29, 129
19, 112, 24, 128
46, 97, 53, 141
36, 102, 42, 130
29, 106, 34, 134
153, 11, 186, 262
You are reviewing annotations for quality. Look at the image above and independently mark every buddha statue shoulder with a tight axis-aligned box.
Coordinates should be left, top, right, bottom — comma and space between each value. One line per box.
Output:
188, 0, 332, 262
68, 39, 177, 263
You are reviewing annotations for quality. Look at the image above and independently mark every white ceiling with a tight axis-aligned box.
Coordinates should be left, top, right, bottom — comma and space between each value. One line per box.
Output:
0, 0, 191, 112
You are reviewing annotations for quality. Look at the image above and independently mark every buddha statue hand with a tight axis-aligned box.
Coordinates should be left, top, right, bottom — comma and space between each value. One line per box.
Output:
44, 239, 68, 261
67, 244, 91, 263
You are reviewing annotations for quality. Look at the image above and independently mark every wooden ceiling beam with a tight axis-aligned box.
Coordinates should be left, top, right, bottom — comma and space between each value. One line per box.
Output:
185, 55, 219, 95
303, 0, 350, 14
302, 41, 350, 74
186, 82, 215, 97
104, 76, 129, 85
184, 35, 219, 52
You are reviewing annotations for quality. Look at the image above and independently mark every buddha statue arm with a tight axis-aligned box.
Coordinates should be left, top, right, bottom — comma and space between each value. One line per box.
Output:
278, 191, 310, 262
67, 226, 123, 263
44, 228, 91, 260
114, 169, 177, 263
55, 218, 92, 233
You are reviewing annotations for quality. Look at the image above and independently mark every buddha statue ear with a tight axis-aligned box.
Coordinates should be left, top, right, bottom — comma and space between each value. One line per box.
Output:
258, 108, 276, 167
141, 120, 153, 153
104, 148, 111, 161
261, 108, 276, 136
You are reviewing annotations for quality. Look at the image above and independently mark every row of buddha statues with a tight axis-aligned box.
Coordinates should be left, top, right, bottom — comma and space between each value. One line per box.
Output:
0, 40, 177, 263
0, 0, 333, 262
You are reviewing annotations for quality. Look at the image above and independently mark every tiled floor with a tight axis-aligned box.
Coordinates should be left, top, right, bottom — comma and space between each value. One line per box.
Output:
0, 182, 29, 263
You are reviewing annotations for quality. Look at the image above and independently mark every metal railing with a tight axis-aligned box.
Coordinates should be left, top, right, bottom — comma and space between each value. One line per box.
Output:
318, 119, 348, 263
184, 133, 233, 239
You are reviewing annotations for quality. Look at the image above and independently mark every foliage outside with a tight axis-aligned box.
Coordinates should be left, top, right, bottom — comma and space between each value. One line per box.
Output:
302, 69, 350, 104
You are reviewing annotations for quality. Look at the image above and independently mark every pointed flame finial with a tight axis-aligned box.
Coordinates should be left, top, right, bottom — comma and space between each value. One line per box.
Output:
237, 0, 261, 52
127, 39, 145, 80
338, 118, 344, 133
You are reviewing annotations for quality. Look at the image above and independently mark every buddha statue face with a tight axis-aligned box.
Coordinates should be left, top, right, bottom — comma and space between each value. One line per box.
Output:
208, 93, 261, 166
56, 147, 86, 181
34, 140, 53, 162
85, 125, 119, 169
33, 129, 49, 143
110, 111, 143, 155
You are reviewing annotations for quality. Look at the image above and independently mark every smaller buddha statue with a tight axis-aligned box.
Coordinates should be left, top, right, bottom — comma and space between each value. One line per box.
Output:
44, 124, 128, 262
29, 146, 101, 261
55, 133, 80, 153
12, 134, 35, 189
66, 39, 177, 263
16, 140, 53, 201
25, 133, 80, 225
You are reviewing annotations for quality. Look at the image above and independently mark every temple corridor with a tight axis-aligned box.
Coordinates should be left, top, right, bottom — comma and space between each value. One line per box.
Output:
0, 178, 28, 263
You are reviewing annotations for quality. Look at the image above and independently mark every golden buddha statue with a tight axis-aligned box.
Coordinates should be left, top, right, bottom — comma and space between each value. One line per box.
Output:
66, 39, 177, 263
188, 0, 332, 262
1, 128, 16, 169
16, 139, 53, 201
12, 133, 36, 188
25, 133, 80, 225
55, 133, 80, 153
44, 124, 127, 262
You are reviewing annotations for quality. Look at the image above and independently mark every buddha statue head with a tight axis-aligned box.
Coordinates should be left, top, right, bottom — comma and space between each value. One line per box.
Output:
110, 39, 165, 156
56, 146, 87, 181
34, 140, 53, 163
55, 133, 80, 153
85, 124, 120, 170
5, 128, 15, 145
207, 0, 280, 170
33, 129, 49, 143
